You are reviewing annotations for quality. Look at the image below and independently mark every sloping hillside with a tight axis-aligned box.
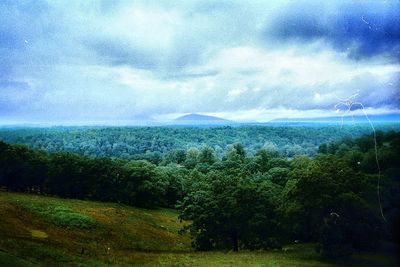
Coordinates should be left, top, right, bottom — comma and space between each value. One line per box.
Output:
0, 192, 191, 266
0, 192, 397, 266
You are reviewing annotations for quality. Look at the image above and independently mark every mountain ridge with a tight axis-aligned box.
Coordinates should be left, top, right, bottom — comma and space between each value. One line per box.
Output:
269, 113, 400, 123
174, 113, 229, 121
172, 113, 234, 125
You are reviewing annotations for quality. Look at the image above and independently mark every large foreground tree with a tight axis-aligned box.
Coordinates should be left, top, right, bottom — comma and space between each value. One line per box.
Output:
177, 166, 282, 251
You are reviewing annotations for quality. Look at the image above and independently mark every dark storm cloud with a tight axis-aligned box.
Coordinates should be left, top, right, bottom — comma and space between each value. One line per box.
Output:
265, 1, 400, 60
0, 0, 398, 123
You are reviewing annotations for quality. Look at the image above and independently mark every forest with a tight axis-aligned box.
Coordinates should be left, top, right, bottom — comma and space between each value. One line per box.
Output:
0, 123, 398, 161
0, 126, 399, 258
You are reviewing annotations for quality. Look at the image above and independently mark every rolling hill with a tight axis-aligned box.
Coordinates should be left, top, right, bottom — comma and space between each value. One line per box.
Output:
172, 113, 234, 125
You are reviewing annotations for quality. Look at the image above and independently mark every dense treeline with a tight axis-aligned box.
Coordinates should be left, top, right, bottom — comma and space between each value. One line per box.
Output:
0, 141, 186, 207
0, 130, 399, 258
1, 124, 398, 160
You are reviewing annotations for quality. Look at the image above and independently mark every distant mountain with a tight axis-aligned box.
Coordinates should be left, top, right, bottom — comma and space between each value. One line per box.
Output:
173, 113, 234, 125
175, 113, 229, 121
269, 113, 400, 124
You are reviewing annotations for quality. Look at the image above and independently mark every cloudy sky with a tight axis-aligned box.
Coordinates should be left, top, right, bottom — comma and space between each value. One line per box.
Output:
1, 0, 399, 124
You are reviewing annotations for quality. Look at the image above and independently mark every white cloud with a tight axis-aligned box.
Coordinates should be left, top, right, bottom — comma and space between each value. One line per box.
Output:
0, 0, 398, 124
228, 88, 246, 98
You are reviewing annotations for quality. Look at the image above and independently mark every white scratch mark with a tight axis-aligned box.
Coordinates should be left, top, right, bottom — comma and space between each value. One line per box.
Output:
334, 91, 387, 223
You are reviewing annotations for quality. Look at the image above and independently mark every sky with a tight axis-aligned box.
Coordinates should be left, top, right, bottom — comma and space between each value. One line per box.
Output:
0, 0, 399, 124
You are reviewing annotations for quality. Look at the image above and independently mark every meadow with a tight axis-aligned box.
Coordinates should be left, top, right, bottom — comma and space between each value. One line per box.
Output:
0, 192, 397, 266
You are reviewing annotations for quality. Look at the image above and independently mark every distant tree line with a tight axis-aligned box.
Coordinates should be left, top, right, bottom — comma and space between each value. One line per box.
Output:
1, 124, 396, 160
0, 130, 399, 258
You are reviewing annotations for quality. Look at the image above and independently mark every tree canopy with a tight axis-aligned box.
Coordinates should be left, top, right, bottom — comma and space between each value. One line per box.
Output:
0, 129, 399, 258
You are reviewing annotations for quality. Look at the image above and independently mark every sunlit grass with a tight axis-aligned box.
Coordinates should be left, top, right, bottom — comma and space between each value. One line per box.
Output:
13, 197, 96, 229
30, 229, 48, 239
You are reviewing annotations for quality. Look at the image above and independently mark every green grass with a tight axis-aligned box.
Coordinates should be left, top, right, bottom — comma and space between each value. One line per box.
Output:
0, 192, 397, 266
15, 200, 96, 229
0, 250, 38, 267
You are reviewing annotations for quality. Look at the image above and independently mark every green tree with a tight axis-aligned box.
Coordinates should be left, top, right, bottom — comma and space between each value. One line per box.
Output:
121, 160, 167, 206
285, 154, 381, 255
47, 152, 89, 198
184, 147, 199, 169
155, 165, 187, 207
266, 167, 289, 186
178, 170, 281, 251
252, 148, 271, 173
225, 143, 246, 163
198, 145, 216, 165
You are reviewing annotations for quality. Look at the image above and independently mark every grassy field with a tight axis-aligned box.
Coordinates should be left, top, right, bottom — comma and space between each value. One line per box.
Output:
0, 192, 397, 266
